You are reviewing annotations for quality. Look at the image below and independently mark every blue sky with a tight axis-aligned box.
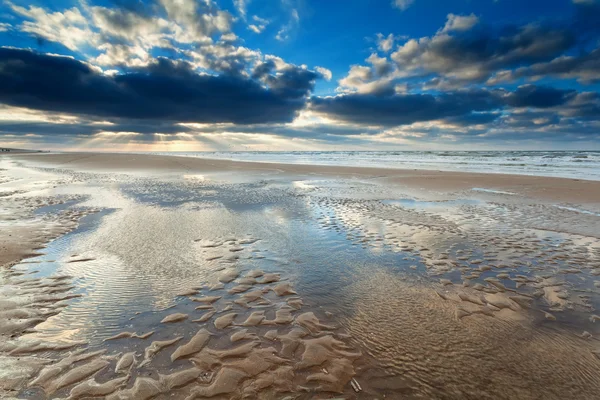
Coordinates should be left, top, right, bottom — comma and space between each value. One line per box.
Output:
0, 0, 599, 151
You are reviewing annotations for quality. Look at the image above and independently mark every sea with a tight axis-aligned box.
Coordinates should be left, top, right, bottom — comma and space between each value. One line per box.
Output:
151, 150, 600, 181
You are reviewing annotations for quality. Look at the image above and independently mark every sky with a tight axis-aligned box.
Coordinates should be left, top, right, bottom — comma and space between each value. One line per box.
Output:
0, 0, 599, 151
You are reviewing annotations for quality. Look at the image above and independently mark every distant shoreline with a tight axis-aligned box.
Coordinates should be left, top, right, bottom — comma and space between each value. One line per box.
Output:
0, 147, 44, 153
11, 151, 600, 208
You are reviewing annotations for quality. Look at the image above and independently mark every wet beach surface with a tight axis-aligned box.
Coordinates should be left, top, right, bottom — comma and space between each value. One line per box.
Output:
1, 157, 600, 399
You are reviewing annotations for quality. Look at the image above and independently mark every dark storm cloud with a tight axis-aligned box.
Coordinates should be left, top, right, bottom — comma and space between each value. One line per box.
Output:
310, 85, 586, 127
0, 48, 317, 124
491, 48, 600, 84
310, 90, 503, 126
0, 120, 194, 136
443, 112, 501, 126
502, 85, 576, 108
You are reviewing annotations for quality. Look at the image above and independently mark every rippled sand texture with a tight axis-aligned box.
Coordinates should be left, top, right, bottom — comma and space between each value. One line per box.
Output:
1, 155, 600, 399
11, 267, 361, 399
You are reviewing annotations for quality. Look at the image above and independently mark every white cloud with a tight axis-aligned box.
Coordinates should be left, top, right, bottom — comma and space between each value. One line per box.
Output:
0, 23, 11, 32
376, 33, 396, 53
220, 33, 238, 42
248, 24, 264, 33
234, 0, 250, 20
9, 3, 98, 51
442, 13, 479, 32
94, 43, 151, 67
392, 0, 414, 11
275, 9, 299, 41
316, 66, 332, 81
248, 15, 270, 34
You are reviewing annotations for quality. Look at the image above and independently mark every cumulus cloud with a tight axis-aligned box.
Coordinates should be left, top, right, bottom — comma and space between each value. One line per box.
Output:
310, 90, 502, 126
489, 48, 600, 84
8, 2, 99, 51
335, 7, 600, 99
441, 13, 479, 32
1, 0, 599, 149
315, 67, 333, 81
376, 33, 396, 52
311, 85, 586, 127
0, 48, 321, 124
390, 20, 575, 83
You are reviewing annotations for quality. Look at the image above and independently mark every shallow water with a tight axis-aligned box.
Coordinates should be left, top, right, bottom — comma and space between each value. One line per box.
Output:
2, 159, 600, 399
150, 150, 600, 181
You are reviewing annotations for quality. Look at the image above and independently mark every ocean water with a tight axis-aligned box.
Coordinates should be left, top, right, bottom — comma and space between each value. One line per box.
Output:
151, 151, 600, 181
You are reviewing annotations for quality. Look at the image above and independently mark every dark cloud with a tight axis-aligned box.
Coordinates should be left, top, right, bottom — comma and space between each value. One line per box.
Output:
391, 23, 576, 83
0, 120, 193, 136
443, 112, 501, 126
0, 48, 318, 124
310, 85, 591, 127
490, 48, 600, 84
502, 85, 576, 108
310, 91, 502, 126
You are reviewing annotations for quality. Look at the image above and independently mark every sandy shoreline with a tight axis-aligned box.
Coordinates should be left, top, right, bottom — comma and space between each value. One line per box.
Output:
10, 152, 600, 207
2, 152, 600, 399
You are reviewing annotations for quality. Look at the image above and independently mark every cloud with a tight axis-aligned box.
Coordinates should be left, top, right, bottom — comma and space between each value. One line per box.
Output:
276, 8, 299, 41
488, 48, 600, 84
0, 48, 321, 124
310, 90, 502, 126
442, 13, 479, 33
8, 2, 99, 51
376, 33, 396, 53
248, 15, 270, 34
392, 0, 414, 11
234, 0, 250, 20
390, 20, 575, 83
501, 85, 577, 108
2, 0, 599, 149
335, 8, 599, 98
315, 67, 332, 81
310, 85, 585, 127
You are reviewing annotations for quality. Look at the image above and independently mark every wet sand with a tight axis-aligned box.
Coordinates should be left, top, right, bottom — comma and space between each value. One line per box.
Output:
14, 152, 600, 206
1, 152, 600, 399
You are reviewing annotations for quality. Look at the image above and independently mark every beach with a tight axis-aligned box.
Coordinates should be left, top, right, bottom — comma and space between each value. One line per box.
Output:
2, 152, 600, 399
